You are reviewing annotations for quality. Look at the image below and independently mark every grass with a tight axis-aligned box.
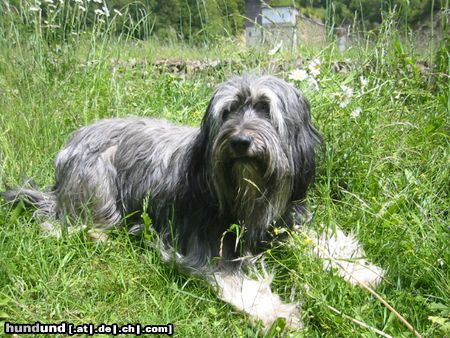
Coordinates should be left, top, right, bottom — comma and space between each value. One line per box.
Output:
0, 3, 449, 337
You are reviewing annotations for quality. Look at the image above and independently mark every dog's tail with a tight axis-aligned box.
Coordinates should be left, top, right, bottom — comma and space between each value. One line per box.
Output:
1, 182, 57, 218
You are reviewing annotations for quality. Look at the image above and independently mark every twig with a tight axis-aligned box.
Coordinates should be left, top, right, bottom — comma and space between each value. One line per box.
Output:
358, 281, 422, 338
326, 305, 393, 338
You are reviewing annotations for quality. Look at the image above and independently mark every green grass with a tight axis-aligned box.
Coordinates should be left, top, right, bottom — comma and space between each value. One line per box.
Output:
0, 6, 449, 337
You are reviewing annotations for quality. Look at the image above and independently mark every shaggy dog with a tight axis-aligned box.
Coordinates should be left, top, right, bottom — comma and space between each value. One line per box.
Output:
2, 74, 383, 330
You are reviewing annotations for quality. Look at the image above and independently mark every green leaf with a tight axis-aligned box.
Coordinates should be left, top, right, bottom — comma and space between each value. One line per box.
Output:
428, 302, 450, 316
264, 317, 286, 338
9, 200, 25, 223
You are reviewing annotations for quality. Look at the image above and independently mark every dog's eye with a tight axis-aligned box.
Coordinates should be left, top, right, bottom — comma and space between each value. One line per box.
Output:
222, 109, 231, 120
254, 101, 270, 116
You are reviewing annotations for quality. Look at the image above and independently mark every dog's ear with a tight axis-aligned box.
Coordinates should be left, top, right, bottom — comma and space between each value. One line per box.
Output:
183, 96, 217, 203
290, 94, 321, 201
188, 95, 216, 171
197, 95, 216, 148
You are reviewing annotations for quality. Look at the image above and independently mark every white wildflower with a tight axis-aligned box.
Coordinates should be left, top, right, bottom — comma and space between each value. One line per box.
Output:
74, 0, 82, 3
288, 69, 309, 82
93, 0, 102, 3
359, 76, 368, 88
102, 5, 110, 17
337, 84, 354, 108
94, 8, 104, 15
350, 107, 362, 118
44, 0, 54, 3
79, 5, 86, 11
308, 58, 321, 77
341, 84, 354, 98
113, 9, 122, 16
29, 5, 41, 12
307, 77, 319, 91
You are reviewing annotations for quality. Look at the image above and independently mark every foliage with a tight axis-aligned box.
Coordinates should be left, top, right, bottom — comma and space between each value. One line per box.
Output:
1, 0, 447, 43
295, 0, 447, 30
1, 0, 245, 42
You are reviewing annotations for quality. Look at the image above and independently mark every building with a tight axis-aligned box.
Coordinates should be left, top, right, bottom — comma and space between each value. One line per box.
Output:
245, 0, 264, 45
245, 0, 326, 48
261, 5, 298, 26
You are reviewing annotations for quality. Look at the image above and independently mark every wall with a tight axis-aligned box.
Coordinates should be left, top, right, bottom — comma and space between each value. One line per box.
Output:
261, 7, 297, 26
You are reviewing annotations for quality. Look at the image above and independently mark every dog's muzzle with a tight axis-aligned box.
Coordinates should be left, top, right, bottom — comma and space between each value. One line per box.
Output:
230, 134, 253, 157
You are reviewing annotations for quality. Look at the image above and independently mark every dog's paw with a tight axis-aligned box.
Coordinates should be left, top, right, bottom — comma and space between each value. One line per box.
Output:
214, 272, 303, 331
87, 228, 109, 242
39, 221, 87, 238
273, 301, 303, 330
330, 259, 385, 287
312, 227, 385, 287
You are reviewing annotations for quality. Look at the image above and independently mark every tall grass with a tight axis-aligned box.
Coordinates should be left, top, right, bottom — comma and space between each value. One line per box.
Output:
0, 1, 449, 337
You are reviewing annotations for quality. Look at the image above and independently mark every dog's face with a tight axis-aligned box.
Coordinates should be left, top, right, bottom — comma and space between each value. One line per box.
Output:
212, 91, 286, 182
211, 92, 288, 225
196, 75, 320, 236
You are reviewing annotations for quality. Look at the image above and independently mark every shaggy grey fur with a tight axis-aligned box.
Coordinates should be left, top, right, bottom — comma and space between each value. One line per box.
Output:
2, 74, 320, 273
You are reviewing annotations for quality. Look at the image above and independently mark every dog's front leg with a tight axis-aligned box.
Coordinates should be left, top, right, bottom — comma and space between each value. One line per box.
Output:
212, 271, 303, 331
288, 205, 385, 287
308, 227, 385, 286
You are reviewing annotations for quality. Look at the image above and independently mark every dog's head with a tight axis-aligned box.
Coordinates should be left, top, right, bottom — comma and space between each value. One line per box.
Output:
195, 75, 320, 232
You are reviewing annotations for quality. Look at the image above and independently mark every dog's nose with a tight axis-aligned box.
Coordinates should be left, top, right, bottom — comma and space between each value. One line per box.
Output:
230, 134, 252, 154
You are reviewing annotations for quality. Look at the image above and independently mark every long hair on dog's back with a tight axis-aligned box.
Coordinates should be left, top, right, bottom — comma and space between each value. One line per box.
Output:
2, 74, 321, 328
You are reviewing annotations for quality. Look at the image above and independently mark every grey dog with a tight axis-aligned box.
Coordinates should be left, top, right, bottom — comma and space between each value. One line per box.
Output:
3, 74, 323, 329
